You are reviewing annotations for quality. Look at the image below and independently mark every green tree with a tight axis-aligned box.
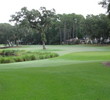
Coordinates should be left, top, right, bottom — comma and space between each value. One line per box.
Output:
57, 13, 85, 44
99, 0, 110, 17
0, 23, 14, 46
10, 7, 56, 49
84, 14, 110, 39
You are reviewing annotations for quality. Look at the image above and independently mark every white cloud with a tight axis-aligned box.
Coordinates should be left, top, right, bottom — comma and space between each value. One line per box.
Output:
0, 0, 106, 23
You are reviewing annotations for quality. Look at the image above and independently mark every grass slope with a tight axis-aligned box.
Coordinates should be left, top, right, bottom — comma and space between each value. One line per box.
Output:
0, 45, 110, 100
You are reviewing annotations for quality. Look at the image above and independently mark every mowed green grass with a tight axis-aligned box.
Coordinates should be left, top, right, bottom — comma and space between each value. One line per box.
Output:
58, 51, 110, 61
0, 45, 110, 100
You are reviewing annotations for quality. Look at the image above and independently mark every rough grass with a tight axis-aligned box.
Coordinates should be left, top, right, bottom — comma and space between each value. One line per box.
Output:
0, 45, 110, 100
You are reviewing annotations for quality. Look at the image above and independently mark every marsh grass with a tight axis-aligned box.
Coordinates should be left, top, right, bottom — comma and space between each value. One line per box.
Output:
0, 50, 59, 63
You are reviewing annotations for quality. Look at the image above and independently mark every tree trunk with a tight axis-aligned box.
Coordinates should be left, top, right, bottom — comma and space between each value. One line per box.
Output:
7, 40, 11, 47
59, 28, 62, 44
64, 22, 66, 44
42, 41, 46, 50
73, 24, 74, 38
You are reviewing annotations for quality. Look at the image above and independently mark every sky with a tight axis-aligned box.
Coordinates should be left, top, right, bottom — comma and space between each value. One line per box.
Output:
0, 0, 106, 23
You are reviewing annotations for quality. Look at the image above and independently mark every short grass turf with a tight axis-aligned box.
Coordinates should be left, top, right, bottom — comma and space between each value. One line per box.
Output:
0, 45, 110, 100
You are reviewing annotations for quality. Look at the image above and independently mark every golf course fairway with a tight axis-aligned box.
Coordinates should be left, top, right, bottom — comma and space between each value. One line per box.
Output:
0, 45, 110, 100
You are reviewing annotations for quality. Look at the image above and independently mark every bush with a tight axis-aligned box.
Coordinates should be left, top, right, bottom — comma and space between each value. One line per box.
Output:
22, 55, 30, 61
0, 50, 59, 64
49, 53, 59, 58
0, 58, 15, 63
13, 57, 24, 62
1, 50, 17, 56
29, 55, 37, 60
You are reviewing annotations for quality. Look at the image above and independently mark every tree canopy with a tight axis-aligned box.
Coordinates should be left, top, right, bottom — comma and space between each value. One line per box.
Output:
0, 7, 110, 46
99, 0, 110, 17
10, 7, 56, 49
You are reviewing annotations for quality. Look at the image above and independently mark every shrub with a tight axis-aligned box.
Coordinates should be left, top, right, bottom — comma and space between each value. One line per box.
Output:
39, 55, 45, 59
0, 50, 20, 56
22, 55, 30, 61
0, 50, 59, 64
0, 58, 15, 63
29, 55, 37, 60
13, 57, 24, 62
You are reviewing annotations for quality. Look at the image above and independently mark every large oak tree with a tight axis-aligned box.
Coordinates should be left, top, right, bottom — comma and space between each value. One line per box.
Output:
10, 7, 56, 49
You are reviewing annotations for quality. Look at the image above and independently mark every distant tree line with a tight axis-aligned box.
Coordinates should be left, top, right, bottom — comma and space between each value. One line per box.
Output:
0, 7, 110, 47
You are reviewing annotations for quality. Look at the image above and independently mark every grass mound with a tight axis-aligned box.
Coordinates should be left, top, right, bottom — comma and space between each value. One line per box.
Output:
0, 50, 59, 63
